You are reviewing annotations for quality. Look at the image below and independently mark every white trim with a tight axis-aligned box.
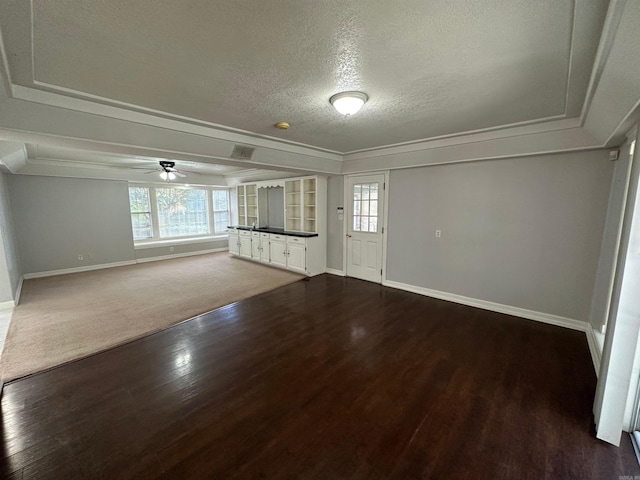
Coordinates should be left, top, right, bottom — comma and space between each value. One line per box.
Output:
382, 279, 589, 332
134, 235, 228, 250
23, 260, 137, 279
14, 276, 23, 306
13, 85, 343, 159
586, 323, 602, 377
343, 172, 388, 284
0, 300, 14, 311
381, 171, 390, 283
135, 248, 227, 264
0, 21, 13, 98
579, 0, 626, 126
343, 118, 581, 160
325, 268, 345, 276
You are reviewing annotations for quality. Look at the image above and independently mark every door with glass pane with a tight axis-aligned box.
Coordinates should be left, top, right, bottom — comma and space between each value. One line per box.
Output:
346, 174, 385, 283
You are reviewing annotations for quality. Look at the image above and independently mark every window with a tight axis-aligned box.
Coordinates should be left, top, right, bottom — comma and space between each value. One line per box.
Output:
128, 186, 230, 241
129, 187, 152, 240
213, 190, 230, 233
353, 183, 379, 233
156, 188, 209, 237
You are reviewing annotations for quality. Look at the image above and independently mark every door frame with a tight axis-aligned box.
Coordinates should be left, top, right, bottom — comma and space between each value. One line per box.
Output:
342, 171, 390, 283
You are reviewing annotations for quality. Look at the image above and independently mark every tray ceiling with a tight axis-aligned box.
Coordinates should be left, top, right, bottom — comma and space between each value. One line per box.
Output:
0, 0, 608, 153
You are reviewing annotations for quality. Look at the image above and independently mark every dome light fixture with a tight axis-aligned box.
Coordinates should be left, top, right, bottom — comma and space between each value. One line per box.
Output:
329, 91, 368, 116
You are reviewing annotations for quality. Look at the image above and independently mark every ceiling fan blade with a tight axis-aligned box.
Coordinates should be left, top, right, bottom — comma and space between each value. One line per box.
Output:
174, 171, 187, 178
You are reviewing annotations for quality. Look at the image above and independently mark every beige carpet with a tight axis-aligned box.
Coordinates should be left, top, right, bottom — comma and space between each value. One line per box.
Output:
0, 253, 303, 382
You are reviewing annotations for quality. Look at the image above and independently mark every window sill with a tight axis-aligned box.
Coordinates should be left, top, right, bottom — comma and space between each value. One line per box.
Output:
134, 234, 228, 250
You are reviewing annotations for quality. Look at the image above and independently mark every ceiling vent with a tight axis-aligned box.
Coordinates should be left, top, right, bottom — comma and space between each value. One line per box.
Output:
230, 145, 255, 160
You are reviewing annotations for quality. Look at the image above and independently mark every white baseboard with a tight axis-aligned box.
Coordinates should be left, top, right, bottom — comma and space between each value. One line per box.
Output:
135, 248, 227, 264
382, 279, 589, 332
325, 268, 345, 276
14, 276, 23, 306
586, 324, 602, 377
23, 260, 138, 279
0, 300, 14, 311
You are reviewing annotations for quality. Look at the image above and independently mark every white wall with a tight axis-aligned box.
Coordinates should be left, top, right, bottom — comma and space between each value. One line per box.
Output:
326, 175, 344, 271
590, 141, 634, 331
0, 171, 21, 302
8, 175, 136, 274
385, 149, 613, 321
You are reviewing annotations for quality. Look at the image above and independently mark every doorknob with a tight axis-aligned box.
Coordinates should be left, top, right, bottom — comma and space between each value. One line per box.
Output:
346, 234, 352, 238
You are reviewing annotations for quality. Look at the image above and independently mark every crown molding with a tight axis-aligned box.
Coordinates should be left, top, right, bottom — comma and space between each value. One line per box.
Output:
341, 127, 603, 174
14, 84, 343, 160
0, 26, 12, 100
344, 117, 582, 161
580, 0, 627, 127
0, 141, 27, 173
0, 97, 343, 175
17, 157, 228, 186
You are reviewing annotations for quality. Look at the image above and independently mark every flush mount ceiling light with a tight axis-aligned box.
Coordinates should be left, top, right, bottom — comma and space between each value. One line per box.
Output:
329, 91, 368, 116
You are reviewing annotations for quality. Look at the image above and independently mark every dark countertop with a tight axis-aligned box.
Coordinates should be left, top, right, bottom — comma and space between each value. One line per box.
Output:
227, 226, 319, 238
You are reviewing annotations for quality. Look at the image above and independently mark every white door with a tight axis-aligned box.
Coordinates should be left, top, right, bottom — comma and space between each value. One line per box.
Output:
228, 231, 239, 255
239, 234, 252, 258
259, 234, 270, 263
251, 235, 261, 259
346, 174, 385, 283
270, 239, 287, 267
287, 238, 306, 274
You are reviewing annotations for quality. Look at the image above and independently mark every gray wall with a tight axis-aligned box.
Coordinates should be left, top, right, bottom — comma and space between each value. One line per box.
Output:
0, 172, 21, 301
326, 175, 344, 271
386, 150, 613, 321
8, 175, 136, 274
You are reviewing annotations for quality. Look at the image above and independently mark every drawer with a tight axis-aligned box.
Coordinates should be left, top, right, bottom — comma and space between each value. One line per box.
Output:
227, 228, 238, 235
260, 232, 270, 239
239, 230, 251, 237
251, 231, 260, 238
270, 233, 285, 241
287, 236, 305, 244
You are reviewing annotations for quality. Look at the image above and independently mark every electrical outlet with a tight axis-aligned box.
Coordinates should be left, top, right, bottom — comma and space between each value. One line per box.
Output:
77, 254, 84, 261
435, 230, 441, 238
169, 246, 174, 252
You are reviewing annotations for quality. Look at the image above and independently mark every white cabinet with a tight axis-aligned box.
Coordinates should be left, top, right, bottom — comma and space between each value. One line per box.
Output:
286, 236, 306, 274
229, 175, 326, 276
237, 184, 258, 227
258, 232, 270, 263
230, 229, 323, 276
228, 228, 239, 255
239, 230, 252, 258
285, 177, 317, 233
268, 234, 306, 274
250, 232, 270, 263
269, 234, 287, 268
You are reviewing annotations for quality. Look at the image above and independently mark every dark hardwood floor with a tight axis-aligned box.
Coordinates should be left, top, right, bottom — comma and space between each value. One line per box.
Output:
0, 274, 637, 479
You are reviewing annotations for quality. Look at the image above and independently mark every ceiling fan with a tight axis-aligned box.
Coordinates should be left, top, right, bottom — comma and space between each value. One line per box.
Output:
145, 160, 187, 180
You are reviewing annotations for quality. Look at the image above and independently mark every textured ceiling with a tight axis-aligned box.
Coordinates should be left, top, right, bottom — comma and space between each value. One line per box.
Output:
1, 0, 608, 153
